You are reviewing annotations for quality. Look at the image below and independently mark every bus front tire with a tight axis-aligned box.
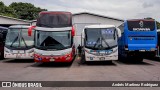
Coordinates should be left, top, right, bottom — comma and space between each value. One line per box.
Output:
135, 57, 143, 62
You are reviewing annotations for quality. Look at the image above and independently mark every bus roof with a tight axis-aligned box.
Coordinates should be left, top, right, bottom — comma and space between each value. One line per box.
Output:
0, 26, 8, 30
84, 25, 116, 29
9, 25, 31, 29
126, 19, 155, 22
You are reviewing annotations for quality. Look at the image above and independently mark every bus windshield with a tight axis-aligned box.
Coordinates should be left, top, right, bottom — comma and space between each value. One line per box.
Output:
36, 12, 72, 28
5, 28, 34, 49
85, 28, 117, 50
35, 30, 71, 50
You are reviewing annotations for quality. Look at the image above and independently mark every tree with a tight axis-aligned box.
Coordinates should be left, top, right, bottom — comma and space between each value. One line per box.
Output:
157, 21, 160, 29
9, 2, 47, 20
0, 1, 15, 17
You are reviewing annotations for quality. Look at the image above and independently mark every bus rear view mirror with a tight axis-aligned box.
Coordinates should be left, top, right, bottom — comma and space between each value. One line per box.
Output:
28, 26, 36, 36
71, 26, 75, 36
117, 28, 121, 37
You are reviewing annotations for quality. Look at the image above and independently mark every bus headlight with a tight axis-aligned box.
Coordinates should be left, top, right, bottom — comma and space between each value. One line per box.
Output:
62, 52, 71, 55
66, 57, 70, 60
4, 48, 10, 53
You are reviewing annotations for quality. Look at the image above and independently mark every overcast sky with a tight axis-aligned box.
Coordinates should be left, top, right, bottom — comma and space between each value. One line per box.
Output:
1, 0, 160, 21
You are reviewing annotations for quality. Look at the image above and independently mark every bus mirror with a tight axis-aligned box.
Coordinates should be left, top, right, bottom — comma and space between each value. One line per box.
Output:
28, 26, 36, 36
81, 30, 85, 38
117, 28, 121, 37
71, 26, 75, 36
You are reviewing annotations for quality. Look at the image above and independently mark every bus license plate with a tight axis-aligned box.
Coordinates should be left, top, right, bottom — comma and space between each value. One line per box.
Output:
50, 58, 55, 62
16, 55, 21, 58
99, 57, 105, 61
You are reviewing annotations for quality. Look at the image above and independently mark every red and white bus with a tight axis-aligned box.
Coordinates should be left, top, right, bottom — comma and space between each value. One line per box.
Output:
34, 11, 75, 62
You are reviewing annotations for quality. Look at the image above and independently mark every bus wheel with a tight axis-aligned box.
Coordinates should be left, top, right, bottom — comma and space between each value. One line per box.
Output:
134, 57, 143, 62
0, 52, 3, 59
118, 54, 125, 62
118, 55, 123, 61
106, 61, 112, 64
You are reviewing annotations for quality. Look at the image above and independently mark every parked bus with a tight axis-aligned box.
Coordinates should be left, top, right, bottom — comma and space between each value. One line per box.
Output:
80, 25, 121, 63
0, 26, 8, 59
118, 19, 157, 62
156, 29, 160, 57
4, 25, 35, 59
34, 11, 75, 63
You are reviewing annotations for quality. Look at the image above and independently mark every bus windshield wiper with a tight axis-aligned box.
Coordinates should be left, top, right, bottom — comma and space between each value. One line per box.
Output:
93, 37, 101, 49
21, 36, 28, 48
101, 36, 111, 49
10, 36, 19, 47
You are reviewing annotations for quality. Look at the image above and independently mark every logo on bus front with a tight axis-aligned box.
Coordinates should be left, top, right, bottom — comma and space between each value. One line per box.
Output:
139, 21, 144, 27
132, 21, 150, 31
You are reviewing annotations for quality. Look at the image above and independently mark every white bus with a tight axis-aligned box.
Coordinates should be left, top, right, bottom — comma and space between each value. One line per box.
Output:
34, 11, 75, 63
4, 25, 35, 59
81, 25, 121, 63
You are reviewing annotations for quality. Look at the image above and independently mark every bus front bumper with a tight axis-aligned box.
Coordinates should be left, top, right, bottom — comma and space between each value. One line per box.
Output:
85, 52, 118, 61
34, 53, 74, 62
4, 53, 34, 59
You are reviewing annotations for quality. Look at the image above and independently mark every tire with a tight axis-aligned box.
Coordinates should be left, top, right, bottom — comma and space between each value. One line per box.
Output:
118, 54, 126, 62
133, 56, 143, 62
136, 57, 143, 62
0, 52, 4, 60
106, 61, 112, 64
118, 54, 123, 61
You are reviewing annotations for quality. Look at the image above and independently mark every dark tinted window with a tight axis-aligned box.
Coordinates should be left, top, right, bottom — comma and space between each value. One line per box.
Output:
127, 20, 155, 31
36, 12, 72, 28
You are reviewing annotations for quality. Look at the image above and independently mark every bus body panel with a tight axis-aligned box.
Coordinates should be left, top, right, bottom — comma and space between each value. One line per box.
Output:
4, 47, 34, 59
84, 47, 118, 61
118, 19, 157, 58
34, 47, 75, 62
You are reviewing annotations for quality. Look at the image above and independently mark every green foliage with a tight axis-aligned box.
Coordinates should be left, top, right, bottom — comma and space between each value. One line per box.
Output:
0, 1, 15, 17
0, 1, 47, 20
157, 21, 160, 29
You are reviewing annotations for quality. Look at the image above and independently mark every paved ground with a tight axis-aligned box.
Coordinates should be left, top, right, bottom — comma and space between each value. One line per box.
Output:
0, 57, 160, 90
